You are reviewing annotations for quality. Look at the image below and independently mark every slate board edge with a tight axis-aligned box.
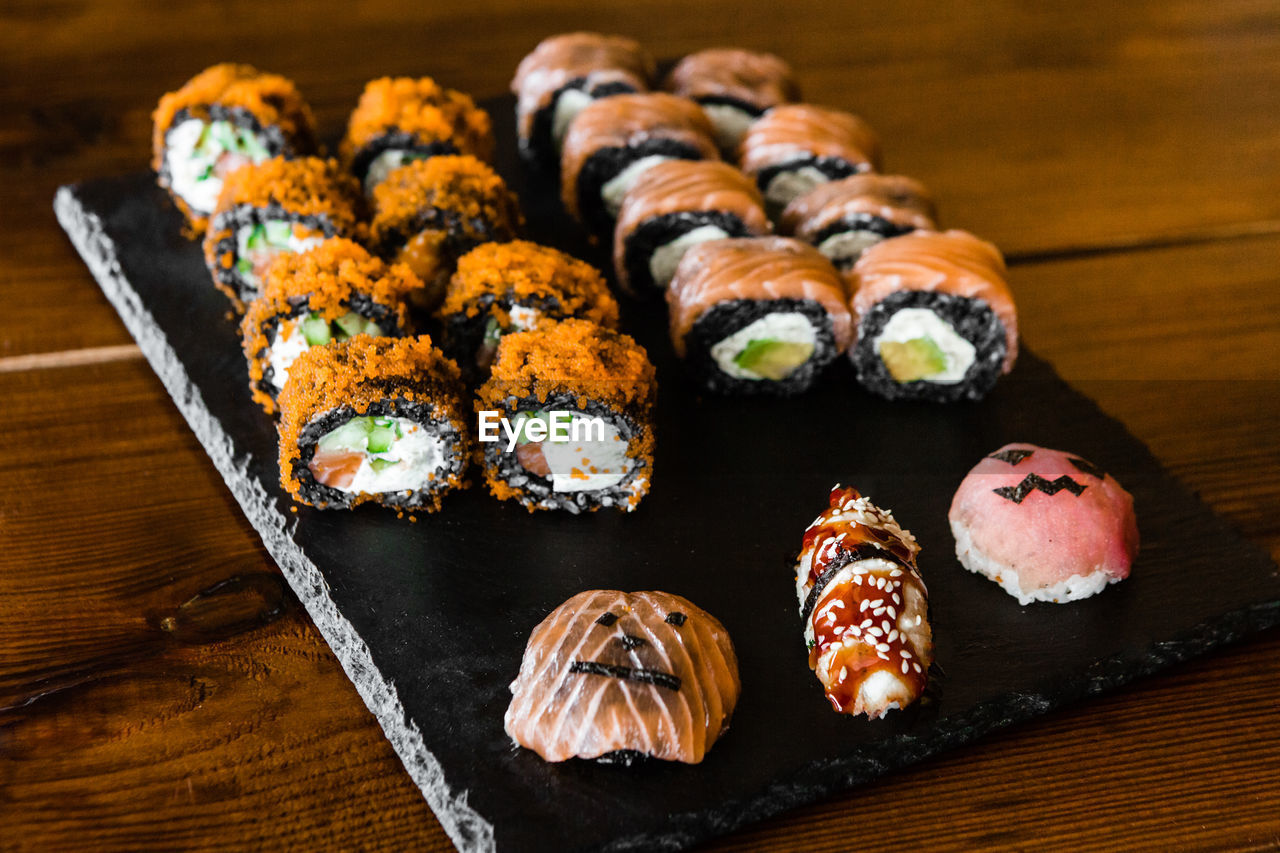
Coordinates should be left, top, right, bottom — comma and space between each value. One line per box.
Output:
53, 184, 497, 853
53, 180, 1280, 853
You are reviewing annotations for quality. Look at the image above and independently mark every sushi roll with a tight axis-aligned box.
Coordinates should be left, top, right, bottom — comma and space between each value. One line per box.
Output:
277, 335, 469, 512
369, 155, 523, 313
950, 443, 1139, 604
737, 104, 881, 214
203, 156, 361, 308
511, 32, 654, 167
475, 319, 655, 514
240, 238, 418, 414
797, 486, 932, 718
560, 92, 719, 237
779, 174, 937, 270
152, 63, 318, 232
666, 237, 853, 395
437, 240, 619, 379
849, 229, 1018, 402
662, 48, 800, 154
612, 160, 771, 298
340, 76, 495, 193
505, 590, 740, 764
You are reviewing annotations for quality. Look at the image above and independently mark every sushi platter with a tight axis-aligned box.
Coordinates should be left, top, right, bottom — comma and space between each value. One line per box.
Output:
55, 86, 1280, 853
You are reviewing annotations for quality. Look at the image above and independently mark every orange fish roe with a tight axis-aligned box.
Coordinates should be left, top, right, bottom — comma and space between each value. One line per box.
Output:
240, 237, 419, 414
203, 156, 362, 306
439, 240, 618, 326
152, 63, 318, 230
340, 77, 495, 176
277, 335, 470, 512
475, 319, 656, 511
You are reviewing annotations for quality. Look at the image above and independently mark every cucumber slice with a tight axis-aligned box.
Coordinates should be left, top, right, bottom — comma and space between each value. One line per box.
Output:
209, 121, 237, 152
370, 458, 399, 473
366, 424, 397, 453
316, 419, 371, 454
300, 314, 332, 346
237, 127, 270, 160
734, 339, 815, 380
879, 337, 947, 383
333, 311, 367, 340
365, 321, 384, 338
263, 220, 293, 245
245, 224, 268, 250
235, 256, 254, 277
509, 410, 547, 445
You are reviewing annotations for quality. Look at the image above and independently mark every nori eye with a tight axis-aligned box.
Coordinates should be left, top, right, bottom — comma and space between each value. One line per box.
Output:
989, 448, 1033, 465
665, 612, 686, 626
1068, 456, 1105, 479
595, 612, 619, 626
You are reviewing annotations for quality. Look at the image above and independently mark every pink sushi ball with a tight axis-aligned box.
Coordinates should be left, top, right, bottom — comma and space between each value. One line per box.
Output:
949, 442, 1139, 604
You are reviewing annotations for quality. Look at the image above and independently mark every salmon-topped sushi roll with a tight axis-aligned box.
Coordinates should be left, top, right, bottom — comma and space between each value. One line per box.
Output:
560, 92, 719, 237
511, 32, 654, 167
369, 155, 523, 313
666, 236, 852, 395
780, 174, 937, 270
203, 156, 361, 308
612, 160, 771, 298
505, 589, 740, 763
796, 486, 933, 718
849, 229, 1018, 402
476, 319, 655, 514
663, 48, 800, 154
737, 104, 881, 215
340, 76, 495, 193
152, 63, 318, 232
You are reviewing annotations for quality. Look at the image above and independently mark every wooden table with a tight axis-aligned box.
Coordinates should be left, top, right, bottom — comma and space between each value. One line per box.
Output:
3, 2, 1278, 849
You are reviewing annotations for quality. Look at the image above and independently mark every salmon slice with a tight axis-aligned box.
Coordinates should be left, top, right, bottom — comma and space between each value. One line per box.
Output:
309, 449, 364, 489
516, 442, 551, 477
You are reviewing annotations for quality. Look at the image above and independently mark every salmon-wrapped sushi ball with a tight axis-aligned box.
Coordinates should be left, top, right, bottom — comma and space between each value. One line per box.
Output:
780, 174, 937, 270
369, 155, 523, 313
437, 241, 619, 380
796, 486, 933, 718
849, 229, 1018, 402
737, 104, 881, 214
612, 160, 770, 298
560, 92, 719, 237
511, 32, 654, 167
340, 76, 495, 193
277, 335, 470, 512
663, 48, 800, 154
667, 237, 852, 395
240, 238, 418, 414
152, 63, 318, 232
476, 319, 655, 514
506, 590, 740, 763
203, 156, 361, 308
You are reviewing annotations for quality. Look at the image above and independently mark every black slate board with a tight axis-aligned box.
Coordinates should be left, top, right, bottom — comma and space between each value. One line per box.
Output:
55, 99, 1280, 853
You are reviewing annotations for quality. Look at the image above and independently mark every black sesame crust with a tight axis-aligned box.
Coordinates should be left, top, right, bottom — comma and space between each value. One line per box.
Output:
290, 398, 467, 510
439, 292, 565, 385
249, 293, 407, 405
755, 155, 866, 198
482, 393, 651, 514
522, 78, 640, 168
850, 289, 1008, 403
809, 214, 918, 270
374, 205, 517, 261
159, 106, 297, 212
621, 210, 755, 298
683, 298, 838, 396
208, 203, 343, 303
576, 139, 708, 237
349, 132, 459, 185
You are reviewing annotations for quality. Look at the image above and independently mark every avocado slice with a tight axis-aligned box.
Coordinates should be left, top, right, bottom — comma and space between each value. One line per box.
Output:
300, 314, 332, 346
316, 419, 371, 454
244, 223, 268, 250
332, 311, 367, 341
879, 337, 948, 382
366, 423, 397, 454
734, 339, 815, 380
512, 410, 547, 445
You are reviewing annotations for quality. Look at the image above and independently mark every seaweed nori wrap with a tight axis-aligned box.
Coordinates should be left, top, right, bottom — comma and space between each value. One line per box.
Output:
240, 238, 418, 414
849, 229, 1018, 402
667, 237, 852, 395
436, 240, 619, 382
369, 155, 523, 314
340, 77, 495, 193
277, 335, 470, 511
475, 319, 656, 514
152, 63, 318, 232
204, 156, 361, 308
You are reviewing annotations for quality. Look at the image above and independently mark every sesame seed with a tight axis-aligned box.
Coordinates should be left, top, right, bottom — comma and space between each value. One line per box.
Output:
889, 569, 903, 577
886, 606, 897, 619
860, 600, 871, 612
902, 661, 910, 674
872, 607, 885, 616
861, 618, 873, 628
877, 651, 890, 661
902, 651, 912, 659
887, 629, 899, 643
839, 666, 848, 682
882, 620, 891, 633
876, 643, 890, 652
912, 663, 922, 673
892, 593, 901, 605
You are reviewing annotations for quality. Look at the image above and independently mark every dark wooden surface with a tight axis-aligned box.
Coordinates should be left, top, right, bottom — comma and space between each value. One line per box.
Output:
1, 2, 1278, 850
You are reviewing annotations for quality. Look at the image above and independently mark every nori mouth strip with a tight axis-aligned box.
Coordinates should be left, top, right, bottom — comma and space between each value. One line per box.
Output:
569, 660, 682, 692
993, 473, 1088, 504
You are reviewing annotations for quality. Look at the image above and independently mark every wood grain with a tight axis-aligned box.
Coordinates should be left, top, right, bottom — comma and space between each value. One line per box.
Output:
3, 0, 1280, 357
1, 1, 1278, 850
